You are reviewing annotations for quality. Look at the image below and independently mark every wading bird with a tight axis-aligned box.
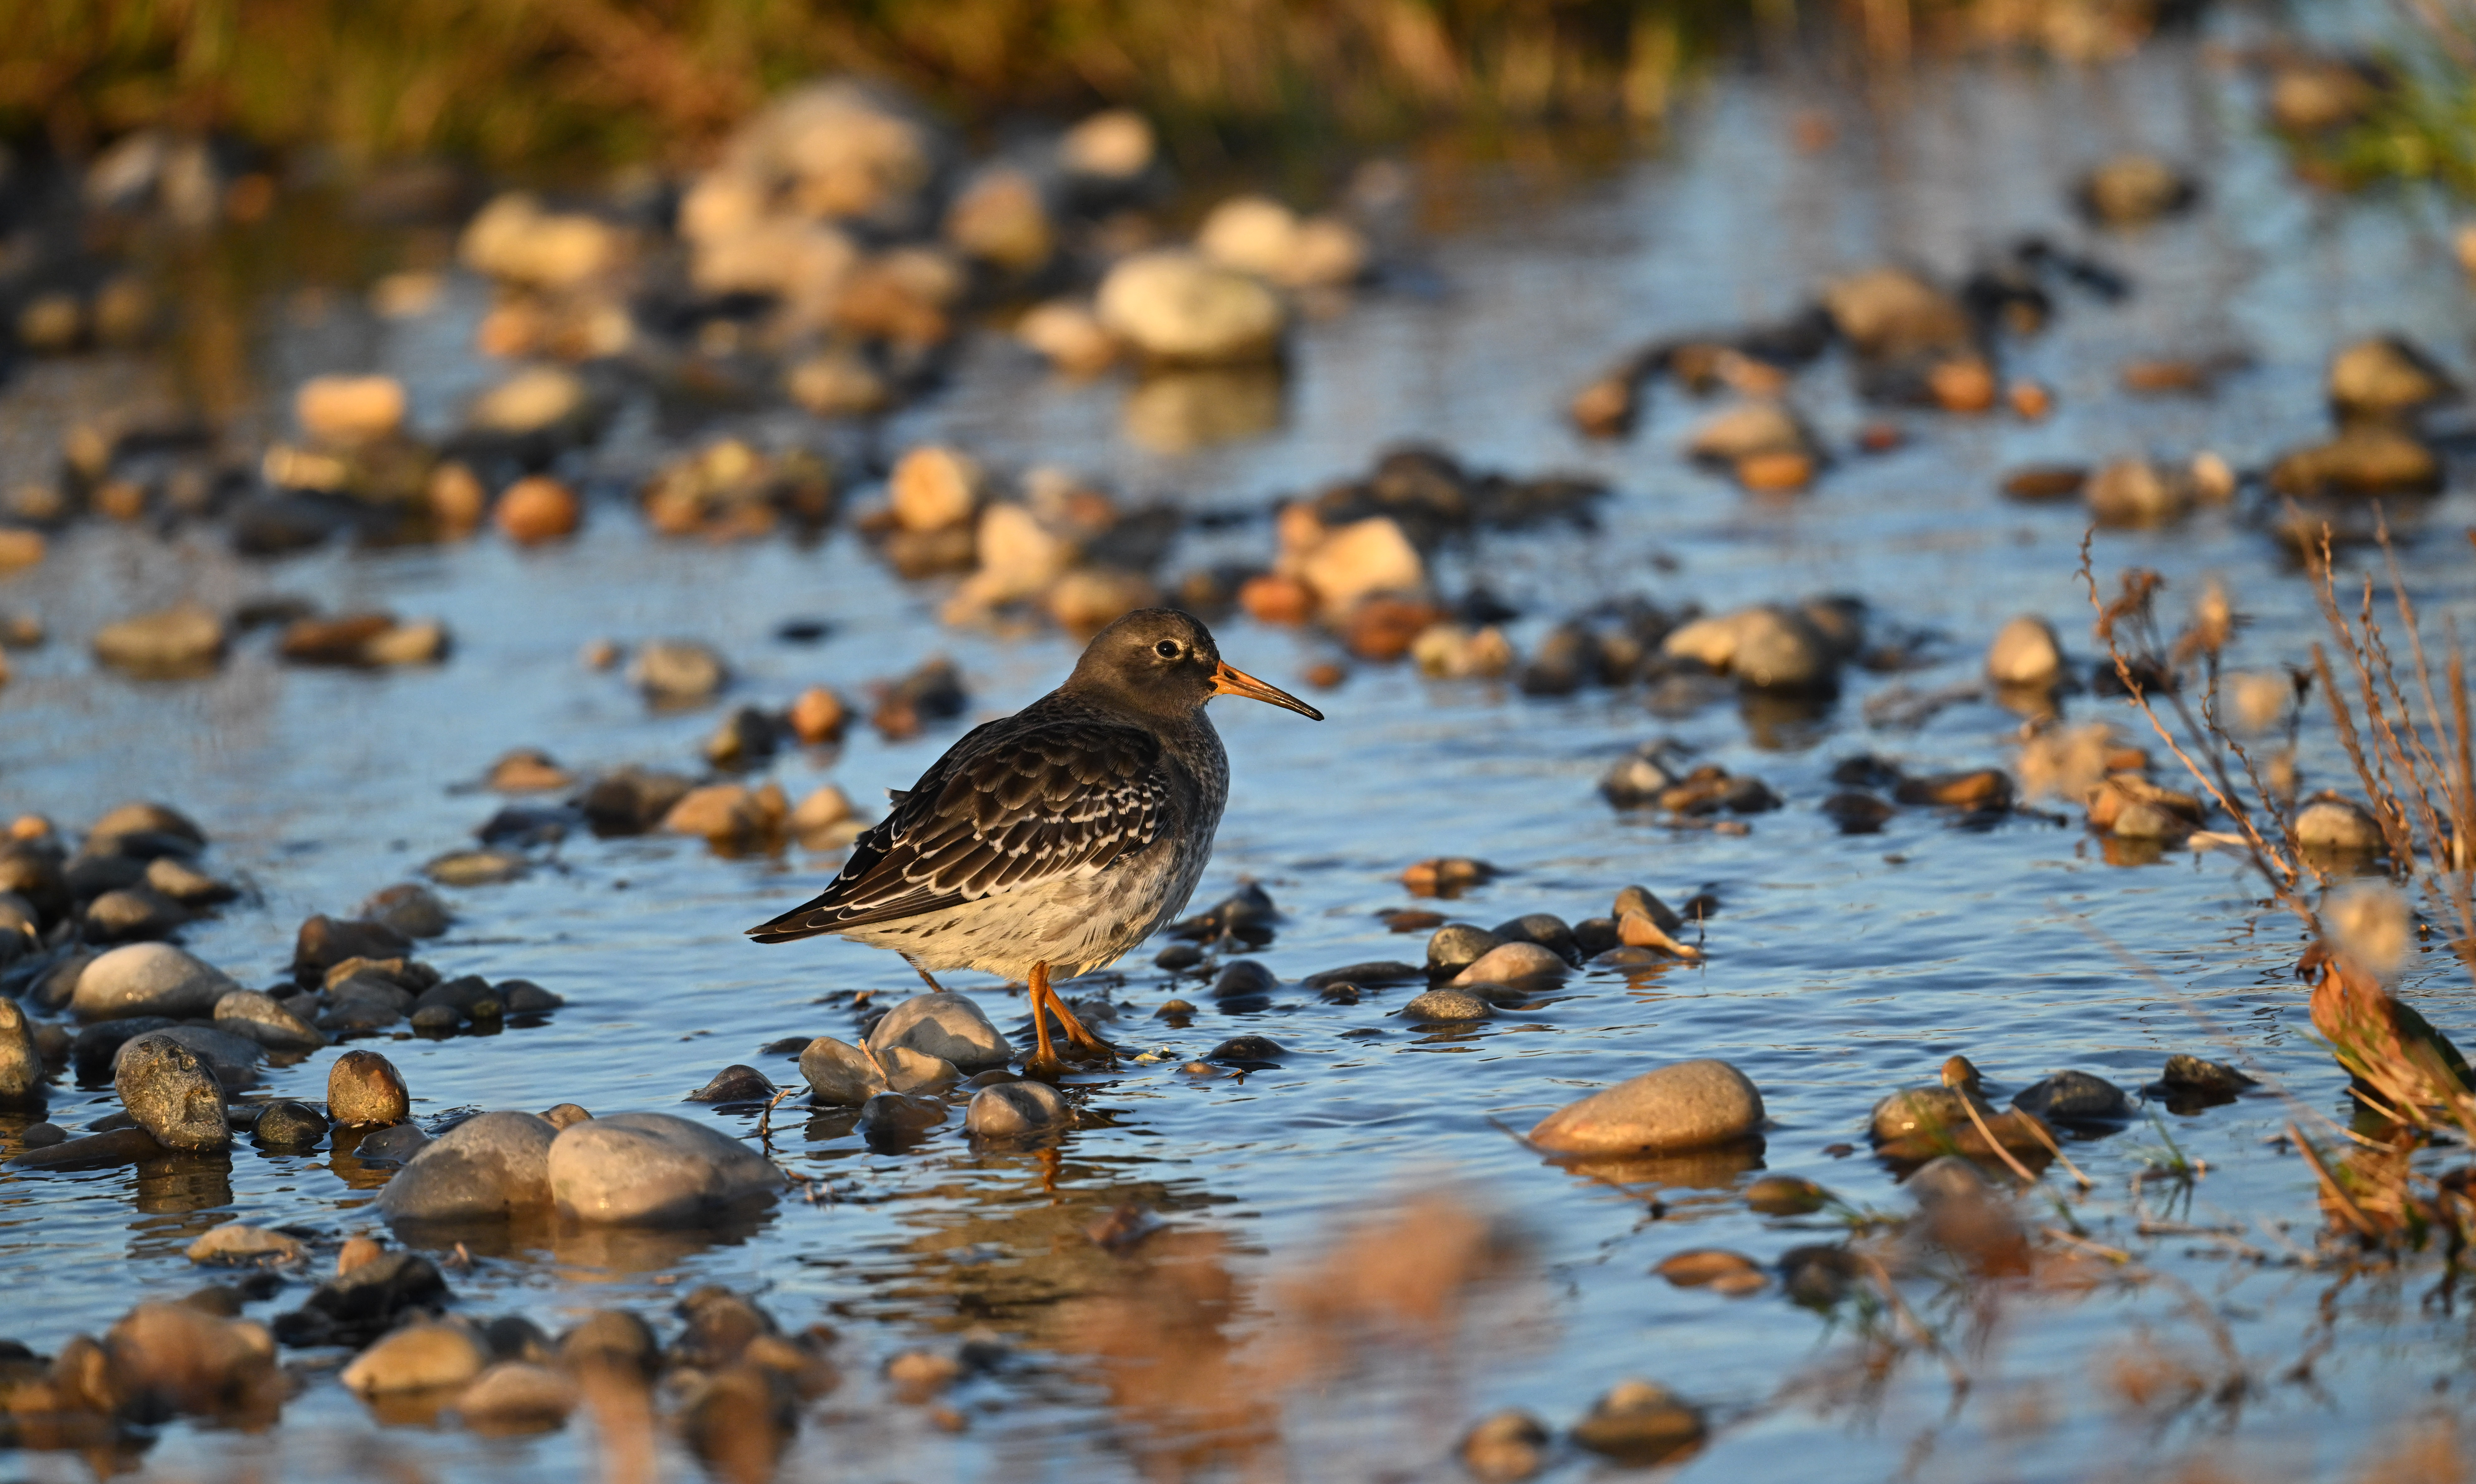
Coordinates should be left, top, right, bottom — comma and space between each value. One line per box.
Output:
749, 608, 1322, 1071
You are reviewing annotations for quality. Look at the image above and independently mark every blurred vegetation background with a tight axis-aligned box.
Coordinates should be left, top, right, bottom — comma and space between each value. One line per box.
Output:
0, 0, 2183, 173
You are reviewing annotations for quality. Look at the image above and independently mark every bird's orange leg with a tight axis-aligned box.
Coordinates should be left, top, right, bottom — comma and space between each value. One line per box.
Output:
1036, 962, 1117, 1059
1025, 960, 1062, 1072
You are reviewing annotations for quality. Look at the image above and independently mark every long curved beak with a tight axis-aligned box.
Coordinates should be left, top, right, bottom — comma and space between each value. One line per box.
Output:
1210, 661, 1324, 720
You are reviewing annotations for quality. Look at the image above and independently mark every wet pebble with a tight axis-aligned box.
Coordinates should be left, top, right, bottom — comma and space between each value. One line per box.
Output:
560, 1310, 658, 1377
688, 1064, 778, 1105
424, 847, 531, 886
376, 1110, 558, 1224
1654, 1249, 1767, 1295
1527, 1060, 1763, 1155
185, 1222, 306, 1266
548, 1112, 782, 1224
628, 639, 729, 705
540, 1103, 592, 1130
116, 1023, 261, 1091
83, 884, 190, 941
1489, 913, 1577, 961
1204, 1035, 1286, 1066
1743, 1174, 1831, 1215
1569, 1378, 1705, 1466
69, 941, 237, 1021
1985, 614, 2064, 689
1096, 249, 1286, 363
857, 1091, 949, 1142
964, 1080, 1071, 1137
1152, 999, 1196, 1020
328, 1049, 410, 1127
1460, 1409, 1551, 1483
1402, 989, 1493, 1023
0, 999, 41, 1108
114, 1032, 228, 1151
92, 606, 228, 676
2010, 1070, 2132, 1127
342, 1321, 486, 1396
865, 991, 1013, 1067
1893, 769, 2013, 811
1450, 941, 1566, 987
1400, 857, 1497, 895
253, 1100, 329, 1148
291, 915, 412, 985
21, 1121, 66, 1147
2296, 793, 2385, 852
355, 1122, 432, 1163
1425, 923, 1501, 972
1210, 958, 1276, 1000
361, 883, 451, 938
103, 1301, 280, 1418
454, 1361, 578, 1433
1822, 791, 1894, 833
1662, 604, 1836, 691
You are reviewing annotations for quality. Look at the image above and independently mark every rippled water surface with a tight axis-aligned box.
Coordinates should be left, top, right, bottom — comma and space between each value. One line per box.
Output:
7, 29, 2476, 1484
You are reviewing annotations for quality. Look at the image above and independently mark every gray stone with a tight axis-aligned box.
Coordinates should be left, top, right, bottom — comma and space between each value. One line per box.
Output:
354, 1122, 431, 1163
800, 1037, 955, 1105
85, 885, 190, 940
0, 998, 42, 1108
27, 949, 97, 1013
1299, 961, 1422, 990
500, 981, 562, 1013
92, 606, 228, 675
1526, 1059, 1763, 1155
377, 1110, 558, 1224
1985, 614, 2064, 689
687, 1065, 777, 1104
628, 640, 729, 704
113, 1032, 228, 1151
424, 848, 531, 886
361, 883, 452, 938
1424, 923, 1500, 972
1490, 914, 1576, 961
1570, 1379, 1705, 1466
1449, 941, 1567, 987
143, 855, 235, 905
547, 1112, 780, 1225
185, 1221, 306, 1265
70, 1015, 176, 1081
1095, 249, 1286, 364
114, 1023, 262, 1091
318, 987, 405, 1034
455, 1360, 578, 1431
1902, 1154, 1994, 1208
213, 990, 325, 1051
2010, 1070, 2132, 1126
964, 1081, 1070, 1138
2296, 794, 2385, 852
6, 1125, 166, 1168
342, 1321, 486, 1396
865, 991, 1013, 1067
253, 1100, 329, 1147
89, 801, 206, 850
410, 1004, 461, 1033
857, 1091, 948, 1139
1402, 989, 1493, 1023
69, 942, 237, 1021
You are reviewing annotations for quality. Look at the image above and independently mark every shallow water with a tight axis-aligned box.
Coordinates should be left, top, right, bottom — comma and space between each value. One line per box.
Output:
7, 23, 2476, 1484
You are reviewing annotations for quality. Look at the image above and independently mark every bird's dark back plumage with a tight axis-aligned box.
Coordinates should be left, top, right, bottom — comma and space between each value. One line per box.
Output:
746, 689, 1209, 943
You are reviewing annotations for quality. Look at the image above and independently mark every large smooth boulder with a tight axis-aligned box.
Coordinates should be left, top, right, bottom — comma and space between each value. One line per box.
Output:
864, 992, 1013, 1068
547, 1113, 781, 1226
376, 1111, 559, 1224
70, 942, 237, 1021
1526, 1060, 1764, 1156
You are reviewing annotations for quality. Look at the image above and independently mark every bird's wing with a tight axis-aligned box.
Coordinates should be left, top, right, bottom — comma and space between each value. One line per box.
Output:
746, 718, 1169, 941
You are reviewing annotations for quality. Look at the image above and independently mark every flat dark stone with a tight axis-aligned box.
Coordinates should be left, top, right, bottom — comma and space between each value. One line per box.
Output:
1205, 1036, 1286, 1067
1300, 961, 1422, 990
688, 1064, 778, 1105
1210, 960, 1277, 999
7, 1126, 167, 1169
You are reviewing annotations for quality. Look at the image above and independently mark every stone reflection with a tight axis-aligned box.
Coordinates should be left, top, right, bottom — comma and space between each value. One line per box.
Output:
1121, 366, 1285, 454
132, 1151, 231, 1215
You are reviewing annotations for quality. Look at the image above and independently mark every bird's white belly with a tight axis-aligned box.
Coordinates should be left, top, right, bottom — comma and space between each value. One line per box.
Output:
838, 841, 1203, 982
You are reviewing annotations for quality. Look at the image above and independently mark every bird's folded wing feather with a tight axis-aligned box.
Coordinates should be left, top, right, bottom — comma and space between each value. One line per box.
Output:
747, 720, 1167, 940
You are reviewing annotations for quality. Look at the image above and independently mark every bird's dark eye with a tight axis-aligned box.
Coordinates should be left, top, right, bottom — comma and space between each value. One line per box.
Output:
1155, 639, 1182, 659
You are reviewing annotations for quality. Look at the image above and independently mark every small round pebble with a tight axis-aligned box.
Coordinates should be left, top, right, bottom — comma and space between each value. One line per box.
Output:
1401, 989, 1493, 1023
328, 1049, 410, 1127
255, 1100, 331, 1148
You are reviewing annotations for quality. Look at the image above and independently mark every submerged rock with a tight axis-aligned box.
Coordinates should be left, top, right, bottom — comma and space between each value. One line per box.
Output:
2010, 1070, 2132, 1127
547, 1112, 780, 1225
964, 1080, 1070, 1138
1527, 1060, 1764, 1155
1570, 1378, 1706, 1466
376, 1111, 558, 1224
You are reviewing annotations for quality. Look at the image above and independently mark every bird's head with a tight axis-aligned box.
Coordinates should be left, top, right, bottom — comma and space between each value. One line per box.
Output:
1066, 608, 1324, 723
